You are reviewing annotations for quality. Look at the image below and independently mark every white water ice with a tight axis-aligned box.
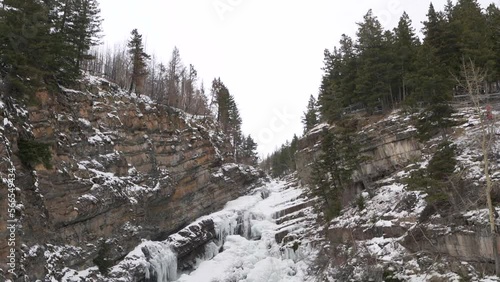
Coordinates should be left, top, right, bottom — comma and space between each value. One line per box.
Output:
61, 180, 315, 282
175, 180, 315, 282
143, 242, 178, 282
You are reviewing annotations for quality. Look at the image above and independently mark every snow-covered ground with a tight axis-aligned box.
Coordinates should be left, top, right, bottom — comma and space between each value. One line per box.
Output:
175, 180, 315, 282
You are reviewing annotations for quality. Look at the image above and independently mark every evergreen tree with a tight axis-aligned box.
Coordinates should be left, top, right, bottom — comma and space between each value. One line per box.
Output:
309, 122, 362, 219
0, 0, 55, 94
354, 10, 388, 112
210, 77, 243, 159
451, 0, 492, 69
302, 95, 318, 133
337, 34, 358, 108
127, 29, 150, 94
165, 47, 183, 106
318, 34, 358, 121
241, 135, 258, 165
485, 4, 500, 89
264, 135, 300, 178
413, 4, 455, 103
415, 103, 458, 142
68, 0, 102, 74
393, 12, 419, 102
318, 47, 343, 121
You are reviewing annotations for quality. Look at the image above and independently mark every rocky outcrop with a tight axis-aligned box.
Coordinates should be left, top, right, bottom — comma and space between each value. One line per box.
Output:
401, 211, 500, 266
0, 76, 265, 281
295, 111, 422, 202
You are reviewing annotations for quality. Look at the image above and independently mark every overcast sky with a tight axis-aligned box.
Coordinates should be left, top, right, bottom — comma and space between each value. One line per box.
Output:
99, 0, 495, 157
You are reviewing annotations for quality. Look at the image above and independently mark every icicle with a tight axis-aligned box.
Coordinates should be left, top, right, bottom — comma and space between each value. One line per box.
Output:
203, 241, 220, 260
213, 212, 239, 247
242, 211, 252, 239
281, 247, 297, 262
142, 242, 178, 282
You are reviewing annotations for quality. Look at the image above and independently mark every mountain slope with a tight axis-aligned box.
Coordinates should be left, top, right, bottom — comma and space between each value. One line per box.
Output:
0, 74, 265, 281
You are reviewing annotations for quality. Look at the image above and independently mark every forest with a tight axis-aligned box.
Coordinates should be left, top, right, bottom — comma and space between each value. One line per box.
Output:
0, 0, 259, 166
263, 0, 500, 178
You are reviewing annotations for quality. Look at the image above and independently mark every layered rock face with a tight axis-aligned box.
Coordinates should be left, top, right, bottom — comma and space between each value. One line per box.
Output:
0, 76, 264, 280
297, 107, 500, 280
295, 112, 421, 205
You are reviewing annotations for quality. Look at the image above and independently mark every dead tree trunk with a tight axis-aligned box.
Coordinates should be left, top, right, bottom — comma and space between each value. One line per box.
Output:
458, 58, 500, 276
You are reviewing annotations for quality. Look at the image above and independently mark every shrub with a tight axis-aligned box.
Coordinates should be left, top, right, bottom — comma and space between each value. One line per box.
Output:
427, 141, 457, 180
93, 244, 114, 275
356, 195, 366, 211
17, 139, 52, 169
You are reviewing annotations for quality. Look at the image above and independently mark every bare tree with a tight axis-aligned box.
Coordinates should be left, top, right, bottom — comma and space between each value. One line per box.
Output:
457, 58, 499, 276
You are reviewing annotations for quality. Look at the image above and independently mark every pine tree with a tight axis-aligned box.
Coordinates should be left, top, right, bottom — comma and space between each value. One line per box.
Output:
210, 77, 243, 160
241, 135, 258, 165
127, 29, 150, 95
337, 34, 357, 108
393, 12, 419, 102
414, 4, 455, 104
354, 10, 388, 112
485, 4, 500, 89
69, 0, 102, 74
0, 0, 54, 94
302, 95, 318, 133
166, 47, 183, 106
318, 47, 343, 121
451, 0, 492, 69
309, 122, 362, 219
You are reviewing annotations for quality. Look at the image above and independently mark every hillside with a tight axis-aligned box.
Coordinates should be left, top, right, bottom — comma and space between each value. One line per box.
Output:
0, 75, 265, 281
294, 104, 500, 281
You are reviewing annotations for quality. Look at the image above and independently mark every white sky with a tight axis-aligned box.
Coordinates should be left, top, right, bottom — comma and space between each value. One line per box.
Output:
99, 0, 495, 157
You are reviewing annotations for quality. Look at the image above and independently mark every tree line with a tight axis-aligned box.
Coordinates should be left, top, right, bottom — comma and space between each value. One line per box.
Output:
263, 0, 500, 220
0, 0, 259, 166
0, 0, 102, 94
318, 0, 500, 121
266, 0, 500, 176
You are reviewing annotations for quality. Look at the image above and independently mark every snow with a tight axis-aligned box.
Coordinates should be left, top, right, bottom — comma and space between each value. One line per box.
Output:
3, 117, 13, 128
176, 180, 315, 282
62, 267, 99, 282
304, 122, 329, 136
144, 242, 178, 282
178, 238, 309, 282
78, 118, 91, 127
59, 179, 315, 282
332, 182, 426, 229
88, 128, 114, 145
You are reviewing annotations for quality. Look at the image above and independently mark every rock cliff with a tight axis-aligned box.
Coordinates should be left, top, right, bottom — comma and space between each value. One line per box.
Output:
0, 75, 265, 281
299, 106, 500, 281
295, 111, 422, 206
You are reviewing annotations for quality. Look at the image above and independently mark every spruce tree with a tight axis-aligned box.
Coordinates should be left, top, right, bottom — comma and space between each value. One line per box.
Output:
302, 95, 318, 133
127, 29, 150, 95
309, 122, 362, 219
242, 135, 258, 165
210, 77, 243, 158
354, 10, 388, 112
318, 48, 343, 121
451, 0, 492, 69
166, 47, 183, 106
0, 0, 54, 93
68, 0, 103, 74
393, 12, 419, 102
485, 4, 500, 89
337, 34, 357, 108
